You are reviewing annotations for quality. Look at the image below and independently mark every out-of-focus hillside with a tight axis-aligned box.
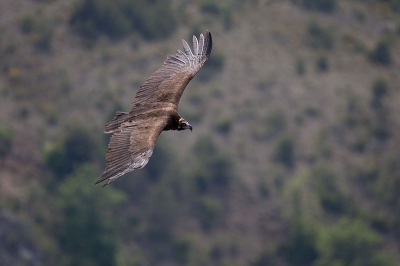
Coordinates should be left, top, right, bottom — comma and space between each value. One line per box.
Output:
1, 0, 400, 265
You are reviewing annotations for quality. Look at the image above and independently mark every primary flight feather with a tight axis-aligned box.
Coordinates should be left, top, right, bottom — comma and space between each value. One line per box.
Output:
97, 31, 212, 186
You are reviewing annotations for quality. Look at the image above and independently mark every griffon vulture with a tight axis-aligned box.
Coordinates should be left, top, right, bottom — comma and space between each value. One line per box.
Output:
96, 31, 212, 186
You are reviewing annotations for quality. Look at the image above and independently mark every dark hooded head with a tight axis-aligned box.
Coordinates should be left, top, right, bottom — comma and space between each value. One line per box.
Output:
177, 118, 192, 131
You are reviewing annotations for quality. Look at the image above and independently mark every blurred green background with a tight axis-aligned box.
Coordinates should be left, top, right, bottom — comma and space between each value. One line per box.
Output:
1, 0, 400, 265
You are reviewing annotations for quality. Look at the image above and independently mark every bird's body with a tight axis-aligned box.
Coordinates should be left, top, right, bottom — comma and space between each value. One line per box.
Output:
96, 31, 212, 186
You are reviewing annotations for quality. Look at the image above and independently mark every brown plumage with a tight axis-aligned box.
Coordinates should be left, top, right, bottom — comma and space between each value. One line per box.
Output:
96, 31, 212, 186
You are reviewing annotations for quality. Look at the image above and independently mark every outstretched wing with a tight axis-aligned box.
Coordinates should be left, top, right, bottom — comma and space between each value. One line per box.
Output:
132, 31, 212, 108
96, 113, 168, 186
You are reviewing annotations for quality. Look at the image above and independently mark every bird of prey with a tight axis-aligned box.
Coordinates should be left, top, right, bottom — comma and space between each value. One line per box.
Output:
96, 31, 212, 186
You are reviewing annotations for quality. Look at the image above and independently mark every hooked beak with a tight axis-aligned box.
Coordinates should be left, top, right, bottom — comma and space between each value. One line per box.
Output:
184, 123, 193, 132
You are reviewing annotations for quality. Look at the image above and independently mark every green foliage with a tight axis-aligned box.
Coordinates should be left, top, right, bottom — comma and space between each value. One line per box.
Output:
196, 196, 222, 230
278, 219, 318, 265
34, 21, 54, 52
312, 164, 346, 213
316, 55, 329, 72
142, 184, 178, 247
253, 108, 287, 140
315, 218, 397, 266
295, 58, 306, 75
307, 21, 334, 50
292, 0, 336, 13
19, 14, 54, 51
43, 142, 68, 176
250, 248, 279, 266
199, 0, 221, 14
214, 117, 232, 134
70, 0, 177, 41
192, 135, 234, 193
369, 41, 392, 66
173, 236, 194, 265
0, 125, 12, 158
43, 128, 95, 178
272, 135, 295, 168
20, 15, 35, 34
370, 78, 389, 109
56, 165, 126, 266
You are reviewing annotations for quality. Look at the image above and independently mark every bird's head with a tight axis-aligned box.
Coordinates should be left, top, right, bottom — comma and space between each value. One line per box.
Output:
178, 118, 192, 131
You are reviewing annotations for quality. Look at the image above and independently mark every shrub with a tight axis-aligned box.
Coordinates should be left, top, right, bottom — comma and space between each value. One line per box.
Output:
250, 248, 279, 266
292, 0, 336, 13
316, 55, 329, 72
313, 164, 346, 213
199, 0, 221, 14
369, 41, 392, 66
70, 0, 177, 41
196, 196, 221, 230
19, 14, 54, 51
43, 128, 95, 178
272, 136, 295, 168
278, 219, 318, 265
56, 165, 126, 266
253, 108, 286, 140
307, 21, 334, 50
192, 135, 234, 193
0, 125, 12, 158
32, 19, 54, 52
214, 117, 232, 134
295, 59, 306, 75
20, 15, 35, 34
43, 142, 68, 176
173, 236, 194, 264
370, 78, 389, 109
315, 218, 397, 266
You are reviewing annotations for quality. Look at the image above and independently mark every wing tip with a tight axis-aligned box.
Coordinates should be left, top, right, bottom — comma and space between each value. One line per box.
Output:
204, 30, 212, 57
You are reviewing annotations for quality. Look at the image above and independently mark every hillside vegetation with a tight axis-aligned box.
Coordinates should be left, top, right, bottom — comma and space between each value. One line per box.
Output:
1, 0, 400, 265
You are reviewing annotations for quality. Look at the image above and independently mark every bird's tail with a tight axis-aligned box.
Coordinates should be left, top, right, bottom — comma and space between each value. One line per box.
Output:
104, 111, 129, 133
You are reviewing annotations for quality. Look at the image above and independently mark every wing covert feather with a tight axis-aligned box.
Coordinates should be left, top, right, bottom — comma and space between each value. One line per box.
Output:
97, 116, 167, 186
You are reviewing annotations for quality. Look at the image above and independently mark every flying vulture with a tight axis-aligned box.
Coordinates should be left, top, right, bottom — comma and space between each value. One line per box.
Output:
96, 31, 212, 186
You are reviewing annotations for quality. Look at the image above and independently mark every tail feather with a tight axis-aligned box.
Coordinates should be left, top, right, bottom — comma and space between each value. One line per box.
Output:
104, 111, 129, 133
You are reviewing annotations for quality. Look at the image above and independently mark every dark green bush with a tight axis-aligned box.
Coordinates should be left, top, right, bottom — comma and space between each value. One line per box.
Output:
316, 55, 329, 72
370, 78, 389, 109
250, 248, 279, 266
369, 41, 392, 66
313, 164, 346, 213
56, 165, 126, 266
192, 135, 234, 193
173, 236, 193, 264
292, 0, 336, 13
272, 136, 295, 168
278, 219, 318, 265
196, 196, 221, 230
43, 128, 95, 178
315, 218, 397, 266
20, 15, 35, 34
307, 21, 334, 50
0, 125, 12, 158
295, 59, 306, 75
214, 117, 232, 134
70, 0, 177, 41
199, 0, 221, 14
43, 142, 68, 176
253, 108, 287, 140
33, 20, 54, 52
